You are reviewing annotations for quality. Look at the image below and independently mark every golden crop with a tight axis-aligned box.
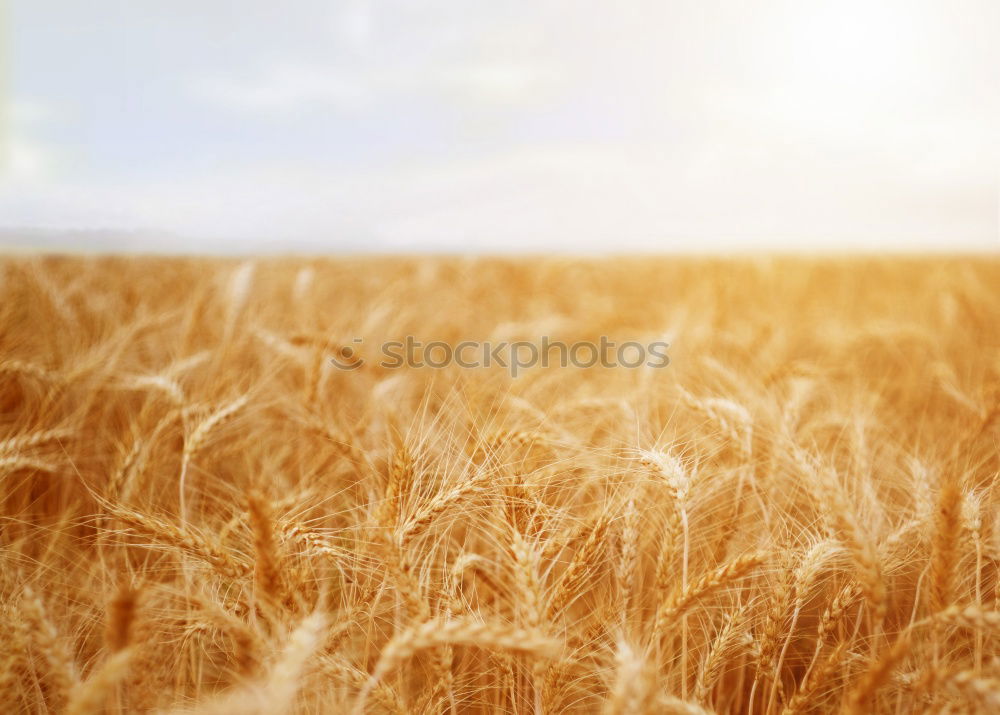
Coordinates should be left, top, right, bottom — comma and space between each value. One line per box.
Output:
2, 255, 999, 714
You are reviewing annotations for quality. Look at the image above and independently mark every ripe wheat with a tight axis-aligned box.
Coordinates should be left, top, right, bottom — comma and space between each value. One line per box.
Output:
1, 255, 999, 713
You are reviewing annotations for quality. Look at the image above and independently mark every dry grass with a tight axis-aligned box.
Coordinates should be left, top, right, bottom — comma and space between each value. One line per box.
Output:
1, 254, 999, 714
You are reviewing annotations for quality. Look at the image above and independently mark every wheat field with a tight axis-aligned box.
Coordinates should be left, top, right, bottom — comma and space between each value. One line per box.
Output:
1, 255, 999, 714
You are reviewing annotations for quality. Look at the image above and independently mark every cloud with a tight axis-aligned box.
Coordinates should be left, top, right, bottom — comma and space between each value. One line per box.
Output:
5, 138, 53, 180
190, 1, 561, 114
2, 100, 57, 181
192, 59, 557, 115
10, 100, 53, 124
193, 64, 372, 113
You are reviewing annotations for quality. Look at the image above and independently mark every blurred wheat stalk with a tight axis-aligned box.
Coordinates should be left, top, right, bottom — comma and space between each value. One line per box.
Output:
1, 255, 999, 714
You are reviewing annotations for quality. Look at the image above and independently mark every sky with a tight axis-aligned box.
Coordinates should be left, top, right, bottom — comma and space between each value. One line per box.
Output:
0, 0, 997, 253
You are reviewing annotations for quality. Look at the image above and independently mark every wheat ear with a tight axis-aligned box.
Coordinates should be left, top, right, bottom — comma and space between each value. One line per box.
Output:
845, 630, 912, 715
248, 490, 284, 604
0, 427, 75, 455
398, 469, 493, 546
655, 552, 766, 634
946, 670, 1000, 710
179, 395, 249, 522
109, 506, 249, 579
546, 513, 613, 619
65, 649, 133, 715
105, 582, 139, 653
21, 586, 78, 709
354, 619, 561, 714
604, 640, 657, 715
